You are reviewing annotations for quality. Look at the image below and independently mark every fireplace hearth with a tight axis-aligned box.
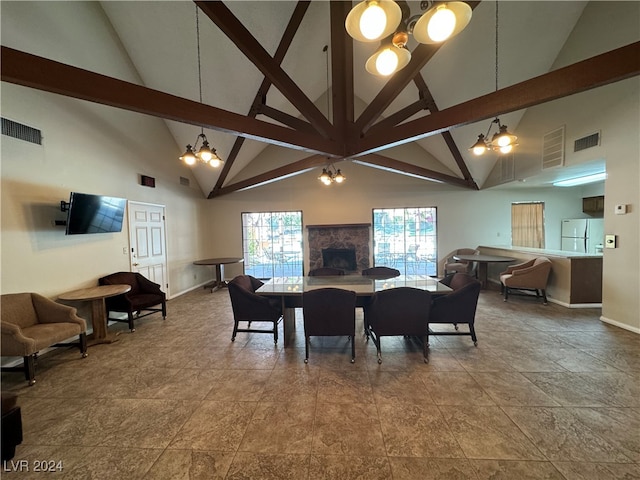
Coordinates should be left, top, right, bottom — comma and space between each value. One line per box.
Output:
322, 248, 357, 271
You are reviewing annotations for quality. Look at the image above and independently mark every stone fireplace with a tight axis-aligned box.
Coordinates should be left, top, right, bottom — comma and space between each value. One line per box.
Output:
307, 224, 370, 273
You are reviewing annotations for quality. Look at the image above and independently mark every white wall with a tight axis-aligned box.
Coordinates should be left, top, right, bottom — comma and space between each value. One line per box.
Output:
1, 2, 212, 299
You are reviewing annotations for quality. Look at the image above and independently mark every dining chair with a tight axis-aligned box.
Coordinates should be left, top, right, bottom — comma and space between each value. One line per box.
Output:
308, 267, 345, 276
364, 287, 432, 363
362, 266, 401, 278
302, 287, 357, 363
442, 248, 479, 276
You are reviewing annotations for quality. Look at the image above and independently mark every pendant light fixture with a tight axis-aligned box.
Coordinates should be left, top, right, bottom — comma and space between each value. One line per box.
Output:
469, 0, 517, 156
179, 5, 223, 168
347, 1, 473, 77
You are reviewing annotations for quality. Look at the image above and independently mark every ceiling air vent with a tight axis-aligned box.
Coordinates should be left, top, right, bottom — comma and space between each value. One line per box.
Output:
574, 131, 600, 152
542, 126, 564, 170
179, 176, 190, 186
2, 117, 43, 145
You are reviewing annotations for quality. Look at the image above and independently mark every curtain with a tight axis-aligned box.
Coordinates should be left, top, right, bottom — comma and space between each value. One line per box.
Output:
511, 202, 545, 248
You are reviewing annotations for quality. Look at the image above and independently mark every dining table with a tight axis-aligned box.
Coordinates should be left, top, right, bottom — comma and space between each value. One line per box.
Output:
256, 274, 451, 346
193, 257, 244, 292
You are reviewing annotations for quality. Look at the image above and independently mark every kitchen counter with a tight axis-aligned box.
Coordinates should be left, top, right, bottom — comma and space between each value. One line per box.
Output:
479, 246, 603, 307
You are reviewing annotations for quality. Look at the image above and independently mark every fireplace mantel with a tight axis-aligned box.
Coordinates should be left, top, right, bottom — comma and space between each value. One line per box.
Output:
306, 223, 371, 229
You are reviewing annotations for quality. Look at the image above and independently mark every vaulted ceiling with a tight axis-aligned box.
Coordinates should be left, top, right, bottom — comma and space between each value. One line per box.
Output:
2, 1, 639, 198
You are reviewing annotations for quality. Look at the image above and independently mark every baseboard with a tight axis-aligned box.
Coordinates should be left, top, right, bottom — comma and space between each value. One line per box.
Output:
600, 315, 640, 334
546, 298, 602, 309
168, 281, 212, 300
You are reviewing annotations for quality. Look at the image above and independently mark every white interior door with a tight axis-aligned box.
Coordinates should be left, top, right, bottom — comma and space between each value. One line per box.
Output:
128, 201, 168, 293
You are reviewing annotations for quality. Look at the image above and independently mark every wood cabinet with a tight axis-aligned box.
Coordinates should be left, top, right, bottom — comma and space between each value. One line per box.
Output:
583, 195, 605, 215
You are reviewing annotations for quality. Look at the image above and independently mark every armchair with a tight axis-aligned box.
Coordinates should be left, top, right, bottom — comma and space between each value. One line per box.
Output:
364, 287, 432, 363
499, 257, 552, 304
362, 266, 401, 278
302, 288, 357, 363
1, 293, 87, 385
429, 273, 481, 346
228, 275, 282, 344
442, 248, 479, 276
99, 272, 166, 331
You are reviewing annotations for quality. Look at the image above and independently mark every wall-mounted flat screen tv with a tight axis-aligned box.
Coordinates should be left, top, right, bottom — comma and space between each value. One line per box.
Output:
65, 192, 127, 235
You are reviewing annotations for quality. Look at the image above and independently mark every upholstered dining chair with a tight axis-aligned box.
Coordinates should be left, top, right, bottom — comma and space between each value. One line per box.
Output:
302, 287, 357, 363
429, 273, 481, 346
99, 272, 166, 332
228, 275, 282, 344
364, 287, 432, 363
442, 248, 479, 276
308, 267, 345, 276
1, 293, 88, 385
362, 266, 401, 278
499, 257, 552, 304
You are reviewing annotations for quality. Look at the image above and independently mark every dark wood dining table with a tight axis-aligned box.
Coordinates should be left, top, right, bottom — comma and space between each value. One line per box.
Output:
256, 274, 451, 346
452, 254, 516, 288
193, 257, 244, 292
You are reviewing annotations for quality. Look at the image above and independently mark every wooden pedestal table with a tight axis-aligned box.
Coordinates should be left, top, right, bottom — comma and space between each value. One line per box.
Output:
58, 284, 131, 346
193, 257, 244, 292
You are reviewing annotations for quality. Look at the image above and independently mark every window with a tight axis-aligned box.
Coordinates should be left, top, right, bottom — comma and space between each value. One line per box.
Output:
511, 202, 545, 248
372, 207, 437, 276
241, 211, 303, 279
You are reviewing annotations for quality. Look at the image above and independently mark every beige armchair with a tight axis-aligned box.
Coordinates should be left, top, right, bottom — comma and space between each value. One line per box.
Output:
441, 248, 479, 276
1, 293, 87, 385
499, 257, 552, 304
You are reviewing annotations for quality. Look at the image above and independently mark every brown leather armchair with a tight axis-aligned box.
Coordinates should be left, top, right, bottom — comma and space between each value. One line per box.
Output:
302, 288, 357, 363
499, 257, 552, 304
1, 293, 87, 385
429, 273, 481, 346
364, 287, 432, 363
308, 267, 345, 276
442, 248, 479, 276
99, 272, 166, 331
362, 266, 401, 278
228, 275, 282, 344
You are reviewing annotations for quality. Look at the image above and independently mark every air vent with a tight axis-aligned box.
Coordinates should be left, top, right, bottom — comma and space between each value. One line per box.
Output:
179, 176, 190, 186
574, 131, 600, 152
1, 117, 42, 145
542, 126, 565, 170
500, 153, 514, 182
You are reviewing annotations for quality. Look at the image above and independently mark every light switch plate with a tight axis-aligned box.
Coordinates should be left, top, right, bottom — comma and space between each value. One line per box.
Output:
605, 234, 617, 248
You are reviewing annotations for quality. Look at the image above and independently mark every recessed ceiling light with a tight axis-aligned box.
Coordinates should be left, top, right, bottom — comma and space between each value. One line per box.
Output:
553, 172, 606, 187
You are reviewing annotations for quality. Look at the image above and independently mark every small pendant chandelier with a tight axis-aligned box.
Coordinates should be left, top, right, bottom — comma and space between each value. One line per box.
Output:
179, 6, 223, 168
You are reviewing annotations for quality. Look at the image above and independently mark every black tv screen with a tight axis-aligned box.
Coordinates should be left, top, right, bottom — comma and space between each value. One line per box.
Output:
65, 192, 126, 235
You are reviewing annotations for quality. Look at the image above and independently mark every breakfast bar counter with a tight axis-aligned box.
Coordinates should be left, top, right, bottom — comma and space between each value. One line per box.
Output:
478, 246, 603, 307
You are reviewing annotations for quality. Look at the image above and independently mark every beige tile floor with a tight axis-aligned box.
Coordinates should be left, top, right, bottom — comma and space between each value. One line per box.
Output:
2, 286, 639, 479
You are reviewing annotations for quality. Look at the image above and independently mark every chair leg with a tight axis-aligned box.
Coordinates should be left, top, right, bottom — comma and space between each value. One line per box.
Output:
304, 336, 310, 364
541, 289, 548, 305
23, 355, 35, 386
79, 332, 88, 358
273, 320, 278, 344
231, 321, 238, 342
469, 324, 478, 347
127, 312, 135, 332
350, 335, 355, 363
503, 287, 509, 302
162, 301, 167, 319
422, 335, 428, 363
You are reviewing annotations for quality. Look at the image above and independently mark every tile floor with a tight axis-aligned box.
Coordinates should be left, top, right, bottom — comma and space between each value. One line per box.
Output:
2, 286, 639, 479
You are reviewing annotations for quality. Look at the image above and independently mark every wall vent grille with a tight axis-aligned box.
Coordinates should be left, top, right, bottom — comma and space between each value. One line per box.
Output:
542, 126, 565, 170
574, 131, 600, 152
1, 117, 43, 145
179, 176, 190, 186
500, 153, 515, 182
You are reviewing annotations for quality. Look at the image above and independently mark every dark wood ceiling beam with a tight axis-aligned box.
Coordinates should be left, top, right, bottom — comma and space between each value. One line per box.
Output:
351, 42, 640, 157
354, 154, 475, 189
329, 1, 354, 137
210, 0, 311, 198
365, 99, 430, 136
413, 75, 477, 188
258, 105, 318, 135
355, 1, 481, 135
196, 1, 335, 139
0, 46, 343, 157
211, 155, 328, 197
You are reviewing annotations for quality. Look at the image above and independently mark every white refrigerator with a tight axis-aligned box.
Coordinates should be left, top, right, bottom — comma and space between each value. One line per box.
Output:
561, 219, 604, 254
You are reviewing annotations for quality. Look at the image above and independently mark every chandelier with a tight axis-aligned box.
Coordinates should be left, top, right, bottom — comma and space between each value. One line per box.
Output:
318, 165, 346, 186
179, 6, 223, 168
346, 1, 472, 77
470, 0, 517, 155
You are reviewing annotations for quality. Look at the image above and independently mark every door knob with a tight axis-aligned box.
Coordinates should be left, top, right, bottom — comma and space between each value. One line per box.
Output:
133, 263, 139, 266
